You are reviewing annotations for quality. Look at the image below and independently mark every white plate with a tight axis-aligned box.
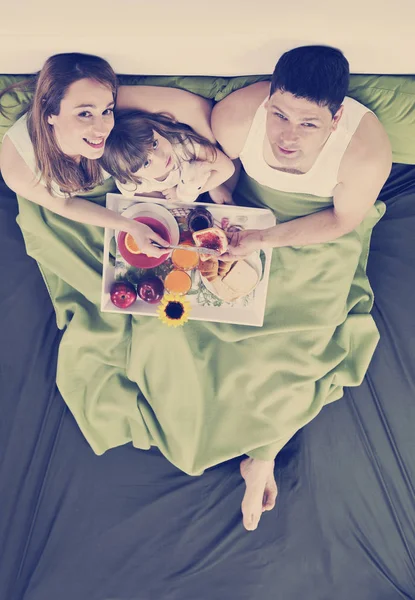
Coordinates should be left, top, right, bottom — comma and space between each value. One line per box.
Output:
201, 252, 262, 303
120, 202, 180, 245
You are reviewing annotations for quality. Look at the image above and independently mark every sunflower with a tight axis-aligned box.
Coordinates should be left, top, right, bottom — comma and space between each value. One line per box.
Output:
157, 293, 192, 327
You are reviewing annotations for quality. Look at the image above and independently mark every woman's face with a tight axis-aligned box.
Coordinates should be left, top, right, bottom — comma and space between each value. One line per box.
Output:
47, 78, 115, 161
134, 132, 176, 181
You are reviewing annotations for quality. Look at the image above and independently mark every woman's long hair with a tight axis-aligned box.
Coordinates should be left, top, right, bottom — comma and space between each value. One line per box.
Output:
0, 53, 118, 195
99, 109, 217, 187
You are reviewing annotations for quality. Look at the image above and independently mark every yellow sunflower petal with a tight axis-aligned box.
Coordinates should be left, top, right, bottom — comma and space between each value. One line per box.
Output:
157, 293, 191, 327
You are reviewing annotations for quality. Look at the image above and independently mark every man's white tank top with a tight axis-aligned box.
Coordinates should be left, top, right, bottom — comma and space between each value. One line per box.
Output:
240, 96, 372, 198
4, 114, 111, 198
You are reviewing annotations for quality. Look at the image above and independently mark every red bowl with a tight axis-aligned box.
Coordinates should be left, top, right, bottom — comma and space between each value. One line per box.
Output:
117, 217, 171, 269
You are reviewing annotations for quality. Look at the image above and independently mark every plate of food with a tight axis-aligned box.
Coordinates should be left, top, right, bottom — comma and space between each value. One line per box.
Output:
117, 202, 180, 269
199, 254, 262, 303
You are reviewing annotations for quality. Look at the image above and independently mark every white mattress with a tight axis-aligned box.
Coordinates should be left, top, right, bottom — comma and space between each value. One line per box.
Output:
1, 0, 414, 75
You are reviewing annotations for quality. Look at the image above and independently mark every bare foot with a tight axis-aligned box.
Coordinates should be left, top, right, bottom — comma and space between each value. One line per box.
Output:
240, 457, 278, 531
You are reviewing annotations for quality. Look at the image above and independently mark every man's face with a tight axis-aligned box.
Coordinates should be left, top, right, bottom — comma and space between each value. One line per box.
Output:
47, 78, 115, 161
265, 90, 343, 167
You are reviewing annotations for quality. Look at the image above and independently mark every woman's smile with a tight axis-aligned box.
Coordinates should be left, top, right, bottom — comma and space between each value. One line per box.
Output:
83, 137, 106, 149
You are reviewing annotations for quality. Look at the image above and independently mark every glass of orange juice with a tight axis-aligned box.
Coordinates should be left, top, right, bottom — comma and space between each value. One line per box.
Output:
171, 246, 199, 270
164, 270, 192, 295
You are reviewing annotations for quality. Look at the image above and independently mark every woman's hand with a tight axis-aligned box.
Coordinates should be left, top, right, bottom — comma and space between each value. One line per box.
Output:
126, 220, 170, 258
221, 229, 263, 260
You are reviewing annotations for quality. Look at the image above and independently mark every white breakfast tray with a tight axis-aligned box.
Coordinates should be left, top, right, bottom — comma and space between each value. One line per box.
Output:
101, 193, 276, 327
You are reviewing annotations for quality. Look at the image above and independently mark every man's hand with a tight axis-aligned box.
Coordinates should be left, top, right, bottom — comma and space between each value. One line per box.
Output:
221, 229, 263, 260
240, 457, 277, 531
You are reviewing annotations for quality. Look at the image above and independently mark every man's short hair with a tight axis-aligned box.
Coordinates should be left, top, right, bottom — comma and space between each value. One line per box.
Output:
270, 45, 350, 116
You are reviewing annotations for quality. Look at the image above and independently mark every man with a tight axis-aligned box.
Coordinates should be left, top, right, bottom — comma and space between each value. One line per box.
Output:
211, 45, 392, 530
212, 45, 392, 253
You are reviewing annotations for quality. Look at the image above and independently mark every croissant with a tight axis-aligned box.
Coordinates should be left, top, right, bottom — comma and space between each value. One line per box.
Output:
199, 258, 219, 282
218, 260, 236, 278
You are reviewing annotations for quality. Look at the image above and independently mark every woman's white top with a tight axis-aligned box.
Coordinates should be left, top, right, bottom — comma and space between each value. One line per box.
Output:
4, 113, 111, 197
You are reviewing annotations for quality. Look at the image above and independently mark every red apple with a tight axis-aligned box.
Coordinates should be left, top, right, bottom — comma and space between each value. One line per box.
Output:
137, 275, 164, 304
110, 281, 137, 309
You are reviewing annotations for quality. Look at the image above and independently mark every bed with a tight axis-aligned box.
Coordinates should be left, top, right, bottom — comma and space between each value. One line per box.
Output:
1, 6, 415, 599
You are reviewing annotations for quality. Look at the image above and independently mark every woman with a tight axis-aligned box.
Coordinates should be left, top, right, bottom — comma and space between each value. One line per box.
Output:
0, 52, 265, 533
99, 108, 234, 203
0, 53, 276, 533
0, 52, 217, 256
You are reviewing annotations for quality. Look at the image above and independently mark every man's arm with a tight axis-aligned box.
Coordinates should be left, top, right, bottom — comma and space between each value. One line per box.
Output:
210, 82, 269, 202
116, 85, 215, 142
226, 113, 392, 255
211, 81, 270, 159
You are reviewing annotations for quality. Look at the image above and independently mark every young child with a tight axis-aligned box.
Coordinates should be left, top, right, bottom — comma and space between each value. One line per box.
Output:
99, 109, 235, 204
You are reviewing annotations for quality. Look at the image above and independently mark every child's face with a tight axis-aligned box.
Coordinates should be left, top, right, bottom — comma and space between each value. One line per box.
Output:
134, 132, 176, 181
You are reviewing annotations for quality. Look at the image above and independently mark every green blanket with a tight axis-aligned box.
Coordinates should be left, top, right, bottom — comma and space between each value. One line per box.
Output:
2, 71, 395, 473
15, 175, 384, 475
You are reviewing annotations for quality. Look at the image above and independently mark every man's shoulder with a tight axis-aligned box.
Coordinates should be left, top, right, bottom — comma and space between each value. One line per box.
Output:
219, 81, 270, 108
117, 84, 215, 142
340, 112, 392, 183
211, 82, 270, 159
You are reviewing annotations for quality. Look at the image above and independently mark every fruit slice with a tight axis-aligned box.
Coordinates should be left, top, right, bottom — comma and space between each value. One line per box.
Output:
192, 227, 228, 261
124, 233, 142, 254
164, 270, 192, 295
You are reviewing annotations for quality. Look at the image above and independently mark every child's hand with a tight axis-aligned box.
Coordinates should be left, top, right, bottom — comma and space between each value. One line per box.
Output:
161, 187, 179, 202
209, 184, 235, 205
176, 160, 212, 202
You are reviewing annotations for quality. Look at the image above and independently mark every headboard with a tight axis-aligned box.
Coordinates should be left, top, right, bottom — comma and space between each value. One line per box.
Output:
1, 0, 414, 75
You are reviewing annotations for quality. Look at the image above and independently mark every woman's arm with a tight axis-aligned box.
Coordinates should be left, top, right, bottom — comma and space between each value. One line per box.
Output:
0, 137, 168, 256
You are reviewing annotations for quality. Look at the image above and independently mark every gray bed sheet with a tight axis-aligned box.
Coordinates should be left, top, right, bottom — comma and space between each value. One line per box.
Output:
1, 165, 414, 600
